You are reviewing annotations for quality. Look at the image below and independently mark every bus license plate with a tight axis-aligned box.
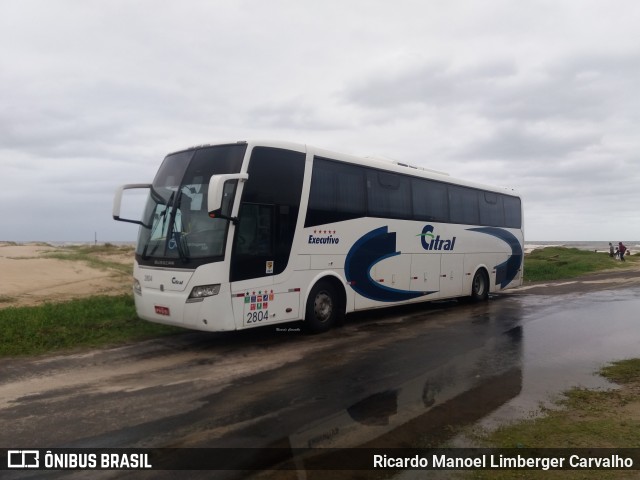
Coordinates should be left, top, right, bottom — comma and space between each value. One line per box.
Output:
155, 306, 170, 316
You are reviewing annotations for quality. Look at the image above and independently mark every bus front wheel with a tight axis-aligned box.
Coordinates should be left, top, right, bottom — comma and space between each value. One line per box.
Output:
471, 269, 489, 302
305, 280, 342, 333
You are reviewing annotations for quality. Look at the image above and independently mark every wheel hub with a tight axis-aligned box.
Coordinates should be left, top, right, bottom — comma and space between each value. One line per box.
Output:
314, 292, 333, 322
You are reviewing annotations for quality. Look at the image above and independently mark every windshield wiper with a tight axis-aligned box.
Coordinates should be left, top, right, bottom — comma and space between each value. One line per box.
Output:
174, 232, 190, 264
166, 188, 190, 263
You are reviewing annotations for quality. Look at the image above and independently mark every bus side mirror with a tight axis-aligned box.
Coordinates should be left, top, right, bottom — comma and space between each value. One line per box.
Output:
113, 183, 152, 226
207, 173, 248, 223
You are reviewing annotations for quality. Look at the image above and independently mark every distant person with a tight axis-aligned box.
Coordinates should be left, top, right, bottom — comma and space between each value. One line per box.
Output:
609, 242, 615, 258
618, 242, 627, 262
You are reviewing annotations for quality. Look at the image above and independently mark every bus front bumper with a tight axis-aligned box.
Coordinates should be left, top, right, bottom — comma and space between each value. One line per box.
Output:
134, 283, 237, 332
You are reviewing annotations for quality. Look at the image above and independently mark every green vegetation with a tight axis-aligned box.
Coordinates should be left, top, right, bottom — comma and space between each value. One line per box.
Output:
43, 243, 135, 275
0, 295, 182, 357
468, 358, 640, 479
524, 247, 639, 282
600, 358, 640, 384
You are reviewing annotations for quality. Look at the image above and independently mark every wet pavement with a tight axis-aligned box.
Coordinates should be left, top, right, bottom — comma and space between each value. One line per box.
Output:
482, 287, 640, 428
1, 282, 639, 478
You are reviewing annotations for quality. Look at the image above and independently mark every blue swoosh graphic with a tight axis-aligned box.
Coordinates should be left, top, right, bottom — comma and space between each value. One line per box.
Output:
345, 226, 436, 302
468, 227, 523, 288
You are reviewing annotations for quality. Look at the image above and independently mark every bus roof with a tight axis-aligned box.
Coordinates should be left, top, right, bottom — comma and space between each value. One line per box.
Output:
173, 139, 520, 198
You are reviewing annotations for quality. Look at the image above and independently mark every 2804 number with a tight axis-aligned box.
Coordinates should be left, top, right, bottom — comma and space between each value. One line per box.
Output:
246, 310, 269, 324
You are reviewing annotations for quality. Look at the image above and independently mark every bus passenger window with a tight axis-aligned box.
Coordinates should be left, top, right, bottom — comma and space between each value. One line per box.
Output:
367, 171, 411, 219
449, 185, 479, 225
479, 192, 504, 227
412, 179, 448, 222
503, 195, 522, 229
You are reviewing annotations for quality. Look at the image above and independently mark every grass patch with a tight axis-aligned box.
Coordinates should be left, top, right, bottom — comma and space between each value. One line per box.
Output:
600, 358, 640, 384
43, 244, 134, 275
0, 294, 182, 357
467, 358, 640, 479
524, 247, 639, 282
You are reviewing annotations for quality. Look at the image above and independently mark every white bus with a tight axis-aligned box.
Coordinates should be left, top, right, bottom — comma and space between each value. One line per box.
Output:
113, 140, 523, 333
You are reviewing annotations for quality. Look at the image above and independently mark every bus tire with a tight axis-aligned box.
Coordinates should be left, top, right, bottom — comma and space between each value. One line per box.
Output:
305, 280, 342, 334
471, 269, 489, 302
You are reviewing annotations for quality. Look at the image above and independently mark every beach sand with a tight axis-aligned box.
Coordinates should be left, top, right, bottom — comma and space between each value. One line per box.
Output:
0, 243, 132, 308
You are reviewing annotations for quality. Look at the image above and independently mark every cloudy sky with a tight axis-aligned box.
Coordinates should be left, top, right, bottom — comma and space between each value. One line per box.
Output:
2, 0, 639, 242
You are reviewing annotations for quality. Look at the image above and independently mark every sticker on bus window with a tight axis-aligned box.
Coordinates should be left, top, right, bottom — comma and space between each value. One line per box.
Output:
266, 261, 274, 274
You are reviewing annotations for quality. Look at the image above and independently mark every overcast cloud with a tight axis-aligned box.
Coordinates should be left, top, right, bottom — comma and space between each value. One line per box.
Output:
1, 0, 639, 242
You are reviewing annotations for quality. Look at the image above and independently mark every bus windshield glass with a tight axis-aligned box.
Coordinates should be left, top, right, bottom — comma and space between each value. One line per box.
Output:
136, 144, 247, 265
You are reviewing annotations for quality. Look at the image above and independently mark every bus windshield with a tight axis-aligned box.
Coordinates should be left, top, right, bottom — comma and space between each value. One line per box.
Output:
136, 144, 247, 265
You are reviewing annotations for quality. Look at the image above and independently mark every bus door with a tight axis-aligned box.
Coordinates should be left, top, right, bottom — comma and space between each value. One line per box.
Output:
231, 202, 276, 327
229, 147, 306, 328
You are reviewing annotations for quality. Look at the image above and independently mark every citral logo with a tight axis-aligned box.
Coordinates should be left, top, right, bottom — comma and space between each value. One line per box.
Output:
418, 225, 457, 251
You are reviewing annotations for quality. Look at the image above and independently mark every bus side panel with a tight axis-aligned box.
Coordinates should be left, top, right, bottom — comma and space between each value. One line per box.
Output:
409, 254, 441, 298
439, 253, 464, 299
232, 289, 301, 329
371, 253, 412, 294
353, 252, 412, 311
230, 276, 273, 329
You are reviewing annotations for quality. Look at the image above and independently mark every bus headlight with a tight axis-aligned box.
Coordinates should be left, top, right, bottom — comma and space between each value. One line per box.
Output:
187, 284, 221, 302
133, 278, 142, 296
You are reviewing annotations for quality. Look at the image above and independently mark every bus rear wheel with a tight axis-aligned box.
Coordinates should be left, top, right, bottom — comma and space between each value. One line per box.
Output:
471, 269, 489, 302
305, 280, 342, 333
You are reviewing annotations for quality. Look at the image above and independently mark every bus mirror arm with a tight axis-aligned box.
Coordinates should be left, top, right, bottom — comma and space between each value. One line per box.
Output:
113, 183, 152, 227
207, 173, 249, 223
